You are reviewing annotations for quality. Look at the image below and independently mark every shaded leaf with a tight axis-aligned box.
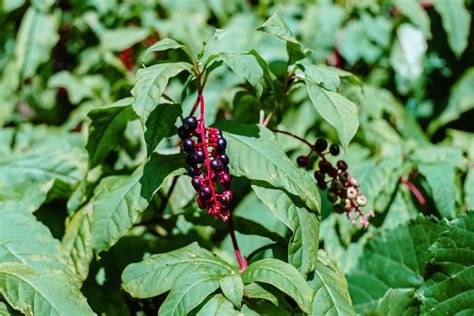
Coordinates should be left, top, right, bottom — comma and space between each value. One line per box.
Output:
144, 38, 193, 62
242, 258, 314, 313
196, 294, 238, 316
220, 53, 264, 97
144, 103, 182, 155
219, 273, 244, 309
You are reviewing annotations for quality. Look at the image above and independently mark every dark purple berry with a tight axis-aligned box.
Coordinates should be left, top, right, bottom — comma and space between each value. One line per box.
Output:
329, 168, 338, 177
178, 126, 190, 139
220, 194, 231, 206
296, 156, 308, 167
339, 171, 349, 183
220, 172, 231, 183
187, 166, 199, 177
216, 138, 227, 152
191, 177, 201, 191
314, 171, 325, 182
183, 116, 197, 131
333, 204, 345, 214
337, 160, 348, 171
182, 139, 194, 153
327, 191, 338, 202
317, 180, 327, 190
315, 138, 328, 152
331, 180, 343, 191
199, 186, 212, 200
219, 154, 229, 165
185, 154, 195, 165
330, 144, 340, 156
318, 160, 332, 174
193, 150, 205, 164
210, 159, 223, 171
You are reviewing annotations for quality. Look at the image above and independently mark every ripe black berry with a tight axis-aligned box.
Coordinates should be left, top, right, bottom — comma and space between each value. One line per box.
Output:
317, 180, 327, 190
182, 139, 194, 153
183, 116, 197, 131
199, 186, 212, 200
339, 171, 349, 183
330, 144, 340, 156
327, 191, 338, 202
219, 154, 229, 165
193, 150, 205, 164
185, 154, 195, 165
216, 138, 227, 152
220, 172, 231, 183
314, 171, 325, 182
220, 194, 231, 206
187, 166, 199, 177
210, 159, 223, 171
178, 126, 191, 139
191, 177, 201, 191
315, 138, 328, 152
331, 180, 343, 191
333, 204, 345, 214
328, 168, 338, 177
318, 160, 332, 174
296, 156, 308, 167
337, 160, 348, 171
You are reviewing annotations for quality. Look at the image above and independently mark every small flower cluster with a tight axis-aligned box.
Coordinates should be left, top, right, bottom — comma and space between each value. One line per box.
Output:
179, 115, 232, 221
297, 138, 374, 228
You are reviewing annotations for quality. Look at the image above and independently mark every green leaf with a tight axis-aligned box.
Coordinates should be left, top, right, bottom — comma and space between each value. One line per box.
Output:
48, 71, 107, 105
242, 258, 314, 313
0, 262, 94, 316
100, 27, 149, 52
14, 7, 60, 80
418, 163, 459, 219
299, 63, 341, 91
219, 273, 244, 308
86, 97, 136, 167
131, 62, 193, 123
303, 79, 359, 149
158, 270, 221, 316
393, 0, 431, 37
196, 294, 238, 316
61, 203, 93, 282
143, 38, 193, 62
465, 170, 474, 210
0, 204, 70, 276
244, 283, 280, 306
428, 68, 474, 134
308, 253, 356, 316
434, 0, 471, 57
373, 289, 419, 316
0, 301, 11, 316
252, 185, 319, 276
122, 243, 233, 298
348, 218, 444, 314
220, 53, 264, 97
418, 212, 474, 315
257, 12, 308, 64
91, 153, 184, 252
217, 122, 320, 213
144, 103, 182, 155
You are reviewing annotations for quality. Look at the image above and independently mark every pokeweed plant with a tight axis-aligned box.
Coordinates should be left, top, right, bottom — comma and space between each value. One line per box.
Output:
0, 1, 473, 316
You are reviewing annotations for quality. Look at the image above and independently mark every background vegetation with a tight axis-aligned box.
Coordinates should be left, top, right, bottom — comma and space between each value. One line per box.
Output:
0, 0, 473, 315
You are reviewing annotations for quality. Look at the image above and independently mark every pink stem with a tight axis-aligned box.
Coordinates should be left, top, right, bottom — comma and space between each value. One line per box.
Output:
400, 177, 426, 205
228, 215, 248, 272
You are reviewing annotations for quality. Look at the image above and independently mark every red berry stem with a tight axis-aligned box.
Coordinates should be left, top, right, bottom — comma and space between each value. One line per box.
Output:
228, 215, 248, 272
400, 177, 426, 205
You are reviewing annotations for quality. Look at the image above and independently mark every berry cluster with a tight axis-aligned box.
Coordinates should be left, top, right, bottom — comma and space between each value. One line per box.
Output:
296, 138, 374, 228
179, 115, 232, 221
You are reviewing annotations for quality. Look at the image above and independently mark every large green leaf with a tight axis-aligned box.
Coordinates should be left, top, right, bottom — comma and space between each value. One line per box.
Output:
91, 153, 185, 252
143, 38, 193, 62
131, 62, 193, 123
217, 122, 320, 213
393, 0, 431, 37
252, 185, 319, 276
242, 258, 314, 313
418, 163, 459, 219
308, 253, 356, 316
303, 79, 359, 149
428, 68, 474, 134
61, 203, 93, 282
14, 7, 60, 80
144, 103, 182, 155
86, 97, 136, 167
122, 242, 233, 298
0, 262, 94, 316
434, 0, 471, 57
196, 294, 239, 316
0, 204, 70, 276
158, 269, 222, 316
100, 27, 149, 52
348, 217, 444, 314
219, 273, 244, 309
418, 212, 474, 315
220, 53, 264, 97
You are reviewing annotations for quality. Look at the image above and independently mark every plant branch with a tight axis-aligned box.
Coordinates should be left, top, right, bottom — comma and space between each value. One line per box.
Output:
228, 214, 248, 272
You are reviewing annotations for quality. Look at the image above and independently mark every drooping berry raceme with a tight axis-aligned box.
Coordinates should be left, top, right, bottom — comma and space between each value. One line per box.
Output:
179, 95, 232, 221
272, 129, 374, 228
